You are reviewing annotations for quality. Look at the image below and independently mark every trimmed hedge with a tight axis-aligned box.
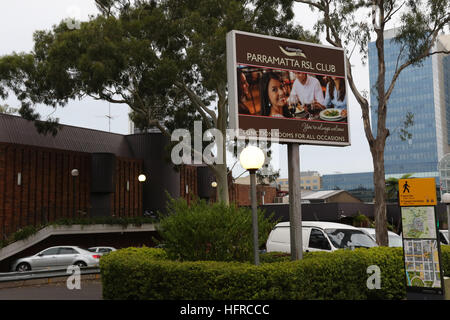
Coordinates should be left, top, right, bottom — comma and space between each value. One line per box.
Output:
99, 246, 450, 300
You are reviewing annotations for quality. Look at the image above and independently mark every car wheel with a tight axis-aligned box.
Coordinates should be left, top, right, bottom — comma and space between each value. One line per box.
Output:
16, 262, 31, 272
74, 261, 87, 268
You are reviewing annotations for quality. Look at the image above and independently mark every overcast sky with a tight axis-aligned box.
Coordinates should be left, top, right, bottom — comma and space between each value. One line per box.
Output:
0, 1, 375, 179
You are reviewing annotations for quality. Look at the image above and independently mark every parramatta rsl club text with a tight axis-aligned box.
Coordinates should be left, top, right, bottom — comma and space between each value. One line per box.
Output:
179, 303, 270, 318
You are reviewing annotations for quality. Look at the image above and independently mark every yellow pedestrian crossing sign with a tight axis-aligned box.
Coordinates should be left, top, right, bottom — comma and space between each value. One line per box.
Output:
398, 178, 437, 206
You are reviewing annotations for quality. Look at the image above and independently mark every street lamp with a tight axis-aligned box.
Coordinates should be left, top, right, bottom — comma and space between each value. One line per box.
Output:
239, 145, 265, 265
442, 193, 450, 237
138, 174, 147, 217
71, 169, 79, 218
211, 181, 218, 188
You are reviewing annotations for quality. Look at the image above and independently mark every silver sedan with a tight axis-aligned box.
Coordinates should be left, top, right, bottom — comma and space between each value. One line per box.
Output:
12, 246, 100, 272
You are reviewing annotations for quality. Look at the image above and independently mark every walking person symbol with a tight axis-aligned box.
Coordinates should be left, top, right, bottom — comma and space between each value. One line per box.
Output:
402, 181, 410, 193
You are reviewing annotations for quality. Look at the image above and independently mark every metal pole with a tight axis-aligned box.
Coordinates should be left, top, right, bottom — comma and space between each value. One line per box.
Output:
73, 177, 76, 218
447, 205, 450, 242
287, 143, 302, 260
249, 169, 260, 265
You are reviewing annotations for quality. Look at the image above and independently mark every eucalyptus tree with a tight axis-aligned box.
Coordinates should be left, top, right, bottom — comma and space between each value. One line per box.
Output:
294, 0, 449, 245
0, 0, 316, 203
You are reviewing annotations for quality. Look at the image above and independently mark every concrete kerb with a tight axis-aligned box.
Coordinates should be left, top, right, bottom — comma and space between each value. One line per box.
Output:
0, 273, 101, 290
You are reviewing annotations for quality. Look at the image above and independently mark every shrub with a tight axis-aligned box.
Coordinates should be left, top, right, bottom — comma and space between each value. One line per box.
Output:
100, 246, 408, 300
156, 198, 276, 262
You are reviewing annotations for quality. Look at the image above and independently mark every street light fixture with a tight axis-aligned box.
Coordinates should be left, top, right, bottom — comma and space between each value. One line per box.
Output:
239, 145, 265, 265
138, 174, 147, 182
71, 169, 79, 218
211, 181, 218, 188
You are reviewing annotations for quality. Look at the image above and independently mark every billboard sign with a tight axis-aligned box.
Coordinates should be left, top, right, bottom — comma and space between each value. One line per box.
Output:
226, 30, 350, 145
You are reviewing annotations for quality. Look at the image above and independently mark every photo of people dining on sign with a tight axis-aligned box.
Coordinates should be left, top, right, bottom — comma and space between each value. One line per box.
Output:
237, 66, 347, 122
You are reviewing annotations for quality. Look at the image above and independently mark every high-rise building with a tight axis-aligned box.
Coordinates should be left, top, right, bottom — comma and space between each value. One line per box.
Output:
369, 30, 450, 179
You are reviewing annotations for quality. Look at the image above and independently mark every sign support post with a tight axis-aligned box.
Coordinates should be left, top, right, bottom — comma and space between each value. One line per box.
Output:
287, 143, 302, 260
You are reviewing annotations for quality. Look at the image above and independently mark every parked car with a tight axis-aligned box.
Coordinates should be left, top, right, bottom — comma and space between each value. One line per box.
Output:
12, 246, 101, 272
87, 247, 117, 256
398, 230, 448, 245
439, 230, 449, 245
358, 227, 402, 247
266, 221, 377, 253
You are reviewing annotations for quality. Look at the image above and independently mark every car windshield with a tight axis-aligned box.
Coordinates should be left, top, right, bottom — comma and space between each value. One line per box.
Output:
388, 235, 403, 247
325, 229, 377, 249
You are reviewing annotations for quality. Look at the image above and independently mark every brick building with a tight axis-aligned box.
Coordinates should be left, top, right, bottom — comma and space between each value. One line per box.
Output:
0, 114, 265, 239
0, 115, 218, 239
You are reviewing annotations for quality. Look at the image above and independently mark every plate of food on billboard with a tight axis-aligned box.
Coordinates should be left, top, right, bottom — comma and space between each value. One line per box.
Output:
227, 30, 350, 146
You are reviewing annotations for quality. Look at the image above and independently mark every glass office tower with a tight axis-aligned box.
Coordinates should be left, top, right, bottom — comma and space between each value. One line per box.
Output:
369, 30, 450, 179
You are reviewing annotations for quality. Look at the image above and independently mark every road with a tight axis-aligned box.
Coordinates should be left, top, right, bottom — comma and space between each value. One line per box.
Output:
0, 280, 103, 300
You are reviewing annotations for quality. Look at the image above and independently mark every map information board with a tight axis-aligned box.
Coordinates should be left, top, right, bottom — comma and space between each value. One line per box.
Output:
404, 239, 442, 288
401, 207, 437, 239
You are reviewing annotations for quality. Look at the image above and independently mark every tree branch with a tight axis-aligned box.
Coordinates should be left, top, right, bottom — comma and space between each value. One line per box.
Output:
174, 80, 217, 127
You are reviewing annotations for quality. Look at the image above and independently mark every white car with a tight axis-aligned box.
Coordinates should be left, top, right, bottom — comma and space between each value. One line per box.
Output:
439, 230, 449, 245
358, 228, 403, 247
87, 247, 117, 255
398, 230, 448, 245
266, 221, 377, 253
12, 246, 100, 272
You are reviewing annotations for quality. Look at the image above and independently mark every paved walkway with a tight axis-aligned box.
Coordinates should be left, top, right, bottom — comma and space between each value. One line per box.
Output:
0, 279, 103, 300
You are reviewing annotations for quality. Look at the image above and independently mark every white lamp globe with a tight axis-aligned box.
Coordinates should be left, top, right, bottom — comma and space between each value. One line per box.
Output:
71, 169, 79, 177
442, 193, 450, 204
138, 174, 147, 182
211, 181, 218, 188
239, 146, 265, 170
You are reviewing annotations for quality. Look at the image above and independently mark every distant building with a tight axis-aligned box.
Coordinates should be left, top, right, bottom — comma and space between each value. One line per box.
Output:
274, 189, 363, 204
321, 172, 374, 202
276, 171, 321, 192
369, 31, 450, 180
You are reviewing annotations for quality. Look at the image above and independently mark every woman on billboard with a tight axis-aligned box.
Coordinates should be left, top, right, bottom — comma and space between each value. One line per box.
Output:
323, 76, 347, 116
237, 68, 258, 115
259, 72, 293, 118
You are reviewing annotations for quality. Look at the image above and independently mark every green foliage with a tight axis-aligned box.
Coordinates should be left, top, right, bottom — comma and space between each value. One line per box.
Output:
11, 225, 38, 242
385, 173, 415, 202
352, 213, 371, 227
157, 198, 276, 262
0, 0, 316, 135
100, 246, 408, 300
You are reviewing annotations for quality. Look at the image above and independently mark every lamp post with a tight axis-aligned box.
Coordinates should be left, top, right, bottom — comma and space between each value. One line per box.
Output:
71, 169, 79, 218
239, 145, 265, 266
442, 193, 450, 242
211, 181, 218, 202
138, 174, 147, 217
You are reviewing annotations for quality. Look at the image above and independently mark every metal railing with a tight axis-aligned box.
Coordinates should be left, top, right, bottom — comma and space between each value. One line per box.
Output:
0, 266, 100, 283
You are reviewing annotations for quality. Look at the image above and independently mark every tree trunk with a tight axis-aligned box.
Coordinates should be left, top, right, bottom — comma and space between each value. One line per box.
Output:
372, 143, 389, 246
214, 163, 229, 205
215, 85, 230, 205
